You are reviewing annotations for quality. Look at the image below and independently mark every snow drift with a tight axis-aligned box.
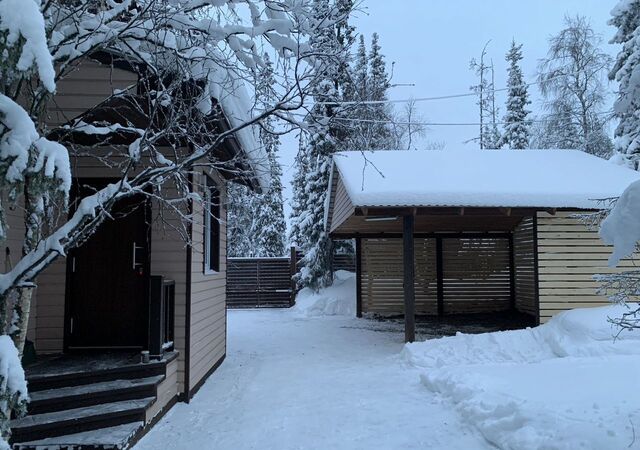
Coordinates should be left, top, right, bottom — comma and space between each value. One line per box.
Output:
294, 270, 355, 317
405, 305, 640, 450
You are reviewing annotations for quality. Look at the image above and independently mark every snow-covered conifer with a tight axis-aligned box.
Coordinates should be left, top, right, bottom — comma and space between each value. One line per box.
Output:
291, 0, 346, 290
610, 0, 640, 167
368, 33, 394, 149
499, 41, 530, 149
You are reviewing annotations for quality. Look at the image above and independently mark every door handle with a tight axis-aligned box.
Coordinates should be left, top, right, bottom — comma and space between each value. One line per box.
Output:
132, 242, 144, 270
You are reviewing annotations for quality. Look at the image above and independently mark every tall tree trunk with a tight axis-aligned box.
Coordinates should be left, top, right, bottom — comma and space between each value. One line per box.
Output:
11, 176, 40, 356
10, 288, 33, 356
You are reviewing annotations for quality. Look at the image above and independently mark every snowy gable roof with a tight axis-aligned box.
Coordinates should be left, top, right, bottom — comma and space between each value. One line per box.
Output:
206, 69, 269, 191
333, 149, 640, 210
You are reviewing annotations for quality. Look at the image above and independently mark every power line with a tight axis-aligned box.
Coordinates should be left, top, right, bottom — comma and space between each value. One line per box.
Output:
324, 109, 614, 127
315, 73, 570, 106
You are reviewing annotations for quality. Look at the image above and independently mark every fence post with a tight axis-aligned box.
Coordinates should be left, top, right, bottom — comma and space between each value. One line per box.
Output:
290, 246, 297, 306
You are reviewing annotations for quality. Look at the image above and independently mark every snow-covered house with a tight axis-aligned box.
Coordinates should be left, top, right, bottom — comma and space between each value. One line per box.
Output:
325, 149, 640, 342
5, 53, 266, 448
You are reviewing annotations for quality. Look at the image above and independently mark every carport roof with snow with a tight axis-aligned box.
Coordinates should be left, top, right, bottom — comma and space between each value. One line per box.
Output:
330, 149, 640, 211
325, 149, 640, 344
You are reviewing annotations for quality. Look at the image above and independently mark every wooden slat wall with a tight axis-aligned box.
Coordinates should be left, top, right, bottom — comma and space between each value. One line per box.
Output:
361, 238, 437, 315
226, 258, 292, 308
442, 238, 511, 313
536, 211, 624, 323
513, 217, 537, 317
329, 176, 354, 232
189, 170, 227, 392
45, 58, 137, 127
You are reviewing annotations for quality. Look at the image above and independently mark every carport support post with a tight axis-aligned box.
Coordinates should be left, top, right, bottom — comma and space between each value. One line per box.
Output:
403, 215, 416, 343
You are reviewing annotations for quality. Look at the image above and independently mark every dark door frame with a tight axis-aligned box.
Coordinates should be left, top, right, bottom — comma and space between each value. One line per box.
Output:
63, 178, 153, 352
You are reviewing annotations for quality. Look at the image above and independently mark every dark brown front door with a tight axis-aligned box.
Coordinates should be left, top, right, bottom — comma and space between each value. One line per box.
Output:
66, 181, 151, 350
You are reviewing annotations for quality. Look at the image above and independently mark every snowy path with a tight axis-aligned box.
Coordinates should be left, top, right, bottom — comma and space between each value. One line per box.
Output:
134, 309, 491, 450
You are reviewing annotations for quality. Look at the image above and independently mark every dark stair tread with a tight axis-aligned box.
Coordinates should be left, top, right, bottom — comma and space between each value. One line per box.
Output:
25, 354, 178, 392
11, 398, 154, 430
29, 376, 164, 404
13, 421, 144, 449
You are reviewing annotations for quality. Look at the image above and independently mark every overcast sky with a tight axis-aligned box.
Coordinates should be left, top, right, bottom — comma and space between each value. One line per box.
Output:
279, 0, 618, 224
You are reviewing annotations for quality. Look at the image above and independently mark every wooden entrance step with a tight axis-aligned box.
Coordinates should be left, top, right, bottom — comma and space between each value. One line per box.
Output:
28, 375, 164, 415
11, 398, 154, 443
13, 421, 144, 450
27, 360, 167, 392
11, 353, 179, 449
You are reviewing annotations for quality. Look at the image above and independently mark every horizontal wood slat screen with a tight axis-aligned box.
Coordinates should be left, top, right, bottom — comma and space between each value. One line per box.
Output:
441, 237, 511, 313
227, 258, 292, 308
536, 211, 627, 323
361, 236, 515, 316
361, 238, 437, 315
513, 217, 537, 317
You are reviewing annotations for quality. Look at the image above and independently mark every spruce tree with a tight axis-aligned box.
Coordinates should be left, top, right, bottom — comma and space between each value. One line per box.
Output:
251, 54, 287, 257
227, 54, 287, 257
345, 34, 371, 150
499, 40, 530, 149
289, 133, 309, 248
368, 33, 394, 149
253, 141, 287, 257
227, 184, 253, 257
291, 0, 346, 290
610, 1, 640, 167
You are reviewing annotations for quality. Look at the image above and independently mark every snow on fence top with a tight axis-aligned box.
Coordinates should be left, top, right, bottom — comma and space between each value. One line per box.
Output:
333, 149, 640, 209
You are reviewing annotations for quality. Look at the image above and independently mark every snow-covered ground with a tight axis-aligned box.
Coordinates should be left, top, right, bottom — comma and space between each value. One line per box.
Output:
133, 281, 490, 449
404, 305, 640, 450
135, 272, 640, 450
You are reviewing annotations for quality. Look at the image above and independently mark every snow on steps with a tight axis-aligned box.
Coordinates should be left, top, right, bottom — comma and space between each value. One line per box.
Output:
13, 422, 144, 450
28, 376, 165, 415
11, 398, 154, 444
26, 359, 168, 392
11, 354, 177, 449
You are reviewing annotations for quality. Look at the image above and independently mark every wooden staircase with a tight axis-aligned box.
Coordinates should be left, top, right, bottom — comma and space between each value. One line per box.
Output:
11, 353, 177, 450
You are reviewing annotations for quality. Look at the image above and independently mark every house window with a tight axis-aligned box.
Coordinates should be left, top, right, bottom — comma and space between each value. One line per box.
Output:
203, 176, 220, 273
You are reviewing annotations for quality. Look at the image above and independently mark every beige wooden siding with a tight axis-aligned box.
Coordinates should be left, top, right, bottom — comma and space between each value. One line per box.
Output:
188, 170, 227, 391
513, 217, 537, 317
361, 238, 437, 315
145, 356, 178, 422
329, 176, 354, 233
149, 181, 189, 395
45, 58, 137, 128
537, 211, 625, 323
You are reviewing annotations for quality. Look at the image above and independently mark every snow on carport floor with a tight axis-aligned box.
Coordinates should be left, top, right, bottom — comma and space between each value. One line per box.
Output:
133, 309, 491, 450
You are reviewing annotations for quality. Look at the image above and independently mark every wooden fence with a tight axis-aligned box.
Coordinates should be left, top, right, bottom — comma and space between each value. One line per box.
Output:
226, 249, 296, 308
226, 244, 356, 309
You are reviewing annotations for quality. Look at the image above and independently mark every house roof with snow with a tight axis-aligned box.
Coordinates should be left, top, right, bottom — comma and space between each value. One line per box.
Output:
50, 52, 269, 191
331, 149, 640, 211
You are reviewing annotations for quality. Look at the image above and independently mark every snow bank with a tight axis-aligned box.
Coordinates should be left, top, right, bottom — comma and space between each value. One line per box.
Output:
600, 178, 640, 266
294, 270, 355, 317
403, 304, 640, 368
405, 305, 640, 450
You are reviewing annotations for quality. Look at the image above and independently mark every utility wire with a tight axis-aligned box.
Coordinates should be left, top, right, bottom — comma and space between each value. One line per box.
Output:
329, 110, 614, 127
315, 73, 571, 106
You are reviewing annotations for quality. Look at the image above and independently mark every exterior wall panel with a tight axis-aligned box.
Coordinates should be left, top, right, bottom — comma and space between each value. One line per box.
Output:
536, 211, 625, 322
188, 170, 227, 392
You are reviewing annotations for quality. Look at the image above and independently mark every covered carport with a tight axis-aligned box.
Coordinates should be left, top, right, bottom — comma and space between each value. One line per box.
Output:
325, 149, 640, 342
